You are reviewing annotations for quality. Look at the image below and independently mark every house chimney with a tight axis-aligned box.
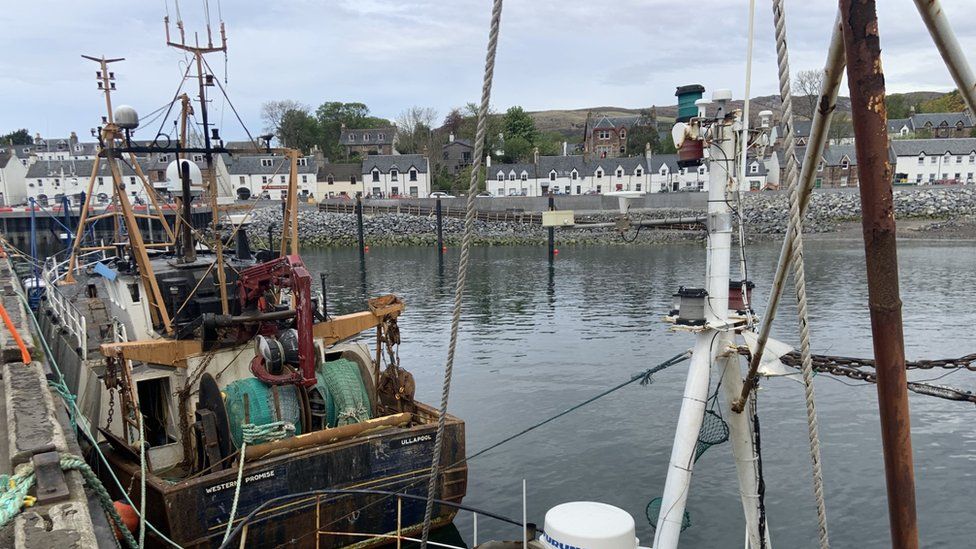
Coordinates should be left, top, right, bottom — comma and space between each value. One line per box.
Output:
533, 146, 539, 165
562, 141, 568, 156
645, 141, 652, 160
69, 131, 78, 149
449, 133, 455, 143
909, 105, 916, 115
34, 132, 42, 145
486, 155, 491, 168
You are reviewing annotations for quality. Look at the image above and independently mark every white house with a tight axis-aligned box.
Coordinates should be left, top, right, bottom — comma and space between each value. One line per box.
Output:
489, 154, 655, 197
890, 138, 976, 185
26, 158, 142, 206
223, 154, 319, 200
0, 149, 28, 205
362, 154, 430, 198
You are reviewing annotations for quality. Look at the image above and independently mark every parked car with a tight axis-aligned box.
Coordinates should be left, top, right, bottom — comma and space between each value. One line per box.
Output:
429, 191, 455, 198
476, 192, 493, 198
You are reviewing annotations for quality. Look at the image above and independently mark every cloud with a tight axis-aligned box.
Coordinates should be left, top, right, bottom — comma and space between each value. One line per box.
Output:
0, 0, 972, 140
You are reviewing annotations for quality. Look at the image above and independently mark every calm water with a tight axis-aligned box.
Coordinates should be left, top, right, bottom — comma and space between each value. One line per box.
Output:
304, 240, 976, 548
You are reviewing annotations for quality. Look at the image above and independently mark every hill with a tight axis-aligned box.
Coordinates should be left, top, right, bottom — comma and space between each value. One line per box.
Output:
526, 90, 960, 142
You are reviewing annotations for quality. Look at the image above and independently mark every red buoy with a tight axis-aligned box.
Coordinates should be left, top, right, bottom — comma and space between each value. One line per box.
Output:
554, 249, 560, 255
364, 245, 370, 252
442, 246, 447, 252
112, 501, 139, 538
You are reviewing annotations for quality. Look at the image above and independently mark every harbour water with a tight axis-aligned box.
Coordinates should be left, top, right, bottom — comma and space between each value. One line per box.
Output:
305, 240, 976, 548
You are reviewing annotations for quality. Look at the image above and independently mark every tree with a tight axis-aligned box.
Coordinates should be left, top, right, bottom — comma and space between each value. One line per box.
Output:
395, 106, 438, 154
919, 90, 966, 113
827, 113, 854, 144
1, 129, 31, 145
313, 102, 392, 160
886, 95, 912, 119
793, 69, 824, 120
501, 136, 532, 163
261, 100, 308, 144
278, 109, 321, 153
442, 108, 464, 136
503, 106, 537, 143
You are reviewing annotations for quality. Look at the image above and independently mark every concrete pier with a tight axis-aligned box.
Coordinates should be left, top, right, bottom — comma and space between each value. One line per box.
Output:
0, 257, 111, 548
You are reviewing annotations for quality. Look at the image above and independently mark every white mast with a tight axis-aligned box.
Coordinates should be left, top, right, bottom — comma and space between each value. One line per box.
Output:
653, 90, 738, 549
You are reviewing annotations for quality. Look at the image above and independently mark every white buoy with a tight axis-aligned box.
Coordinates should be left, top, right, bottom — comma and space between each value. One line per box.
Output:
541, 502, 638, 549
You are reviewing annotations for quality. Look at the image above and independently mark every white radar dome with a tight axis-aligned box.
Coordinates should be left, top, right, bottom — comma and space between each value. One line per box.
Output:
542, 502, 638, 549
114, 105, 140, 130
165, 159, 203, 190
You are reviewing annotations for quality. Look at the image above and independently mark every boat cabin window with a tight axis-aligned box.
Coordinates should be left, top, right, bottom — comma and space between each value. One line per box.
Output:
128, 282, 141, 303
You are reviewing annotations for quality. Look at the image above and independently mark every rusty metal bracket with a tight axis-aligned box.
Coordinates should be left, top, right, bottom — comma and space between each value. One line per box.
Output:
32, 450, 71, 504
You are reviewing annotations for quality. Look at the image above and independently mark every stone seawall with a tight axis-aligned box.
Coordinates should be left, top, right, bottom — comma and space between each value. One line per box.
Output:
263, 185, 976, 248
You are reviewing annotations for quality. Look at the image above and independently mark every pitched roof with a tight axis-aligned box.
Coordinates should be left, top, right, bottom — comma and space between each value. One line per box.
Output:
443, 139, 473, 150
888, 118, 911, 132
317, 163, 359, 181
590, 114, 641, 130
889, 138, 976, 156
362, 154, 427, 174
0, 151, 12, 169
223, 154, 318, 175
340, 127, 396, 145
26, 159, 137, 179
493, 155, 652, 177
910, 112, 973, 129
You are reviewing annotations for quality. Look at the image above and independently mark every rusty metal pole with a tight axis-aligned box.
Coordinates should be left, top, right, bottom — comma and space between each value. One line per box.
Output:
839, 2, 918, 548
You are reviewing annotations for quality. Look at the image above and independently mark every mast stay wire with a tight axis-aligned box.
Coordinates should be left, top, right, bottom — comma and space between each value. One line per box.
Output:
771, 1, 830, 547
419, 0, 505, 546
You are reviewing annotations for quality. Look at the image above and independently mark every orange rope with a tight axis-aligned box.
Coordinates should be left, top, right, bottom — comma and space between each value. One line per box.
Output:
0, 301, 31, 364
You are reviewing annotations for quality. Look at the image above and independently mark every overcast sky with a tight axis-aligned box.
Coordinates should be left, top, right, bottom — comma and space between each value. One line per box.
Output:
1, 0, 973, 140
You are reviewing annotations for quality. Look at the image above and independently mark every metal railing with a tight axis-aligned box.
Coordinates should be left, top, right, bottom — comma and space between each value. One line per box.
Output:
319, 201, 543, 224
40, 252, 106, 361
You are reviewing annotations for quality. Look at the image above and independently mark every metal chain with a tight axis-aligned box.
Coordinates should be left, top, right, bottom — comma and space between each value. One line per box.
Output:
772, 0, 830, 545
420, 0, 505, 547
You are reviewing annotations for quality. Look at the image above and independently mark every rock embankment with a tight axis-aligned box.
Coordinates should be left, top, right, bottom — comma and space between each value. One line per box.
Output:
741, 186, 976, 233
245, 186, 976, 247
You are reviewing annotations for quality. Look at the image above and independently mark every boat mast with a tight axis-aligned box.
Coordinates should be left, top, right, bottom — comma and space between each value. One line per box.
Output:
653, 91, 738, 549
165, 14, 230, 314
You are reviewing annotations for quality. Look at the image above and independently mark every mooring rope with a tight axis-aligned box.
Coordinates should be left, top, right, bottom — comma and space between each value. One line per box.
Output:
222, 442, 247, 544
772, 1, 830, 546
419, 0, 505, 547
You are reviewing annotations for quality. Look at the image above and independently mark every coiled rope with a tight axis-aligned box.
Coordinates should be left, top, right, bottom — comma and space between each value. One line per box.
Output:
0, 454, 140, 549
771, 1, 830, 547
420, 0, 505, 547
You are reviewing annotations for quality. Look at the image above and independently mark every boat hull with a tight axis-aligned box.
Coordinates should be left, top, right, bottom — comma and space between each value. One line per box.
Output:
104, 404, 467, 548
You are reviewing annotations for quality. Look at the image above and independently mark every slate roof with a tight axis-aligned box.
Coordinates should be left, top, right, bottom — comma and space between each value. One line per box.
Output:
223, 155, 318, 175
590, 114, 641, 130
492, 155, 652, 177
317, 163, 360, 182
786, 144, 859, 169
26, 159, 137, 178
888, 118, 911, 133
0, 151, 12, 169
444, 139, 473, 149
340, 127, 396, 145
910, 112, 973, 129
889, 138, 976, 156
362, 154, 427, 174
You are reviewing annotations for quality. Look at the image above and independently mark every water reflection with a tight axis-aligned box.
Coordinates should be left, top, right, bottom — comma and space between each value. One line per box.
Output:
302, 241, 976, 548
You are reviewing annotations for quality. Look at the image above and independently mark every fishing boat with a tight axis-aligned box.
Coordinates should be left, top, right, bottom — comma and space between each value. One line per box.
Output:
31, 13, 466, 549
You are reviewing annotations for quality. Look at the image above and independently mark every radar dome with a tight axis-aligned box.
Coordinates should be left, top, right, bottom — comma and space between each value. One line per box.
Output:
114, 105, 140, 130
165, 159, 203, 190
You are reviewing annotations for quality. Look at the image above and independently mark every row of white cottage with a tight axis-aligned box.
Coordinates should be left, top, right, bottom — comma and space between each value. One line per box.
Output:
486, 153, 778, 196
0, 140, 431, 206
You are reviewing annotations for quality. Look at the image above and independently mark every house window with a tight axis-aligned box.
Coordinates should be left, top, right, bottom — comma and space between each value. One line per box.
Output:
409, 186, 418, 197
750, 164, 758, 174
391, 186, 399, 196
576, 185, 581, 194
598, 130, 610, 140
930, 156, 937, 164
636, 168, 643, 177
239, 176, 245, 184
954, 173, 961, 181
280, 175, 286, 183
301, 175, 308, 183
261, 176, 268, 184
571, 170, 578, 180
508, 172, 516, 181
497, 172, 504, 181
619, 129, 626, 139
261, 158, 274, 167
130, 177, 136, 185
596, 170, 603, 179
616, 169, 623, 178
98, 177, 104, 185
378, 133, 385, 141
916, 174, 923, 183
520, 172, 528, 181
929, 173, 935, 182
391, 169, 399, 181
814, 178, 822, 188
327, 175, 335, 184
968, 172, 974, 181
372, 169, 380, 182
840, 177, 849, 187
409, 169, 417, 181
636, 183, 642, 191
970, 153, 976, 164
297, 158, 308, 167
817, 162, 824, 172
372, 187, 381, 195
564, 186, 571, 193
917, 155, 925, 165
549, 172, 556, 181
192, 154, 204, 162
351, 175, 357, 184
159, 154, 169, 162
956, 156, 963, 164
364, 134, 372, 142
348, 134, 356, 142
596, 184, 602, 193
841, 158, 850, 170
